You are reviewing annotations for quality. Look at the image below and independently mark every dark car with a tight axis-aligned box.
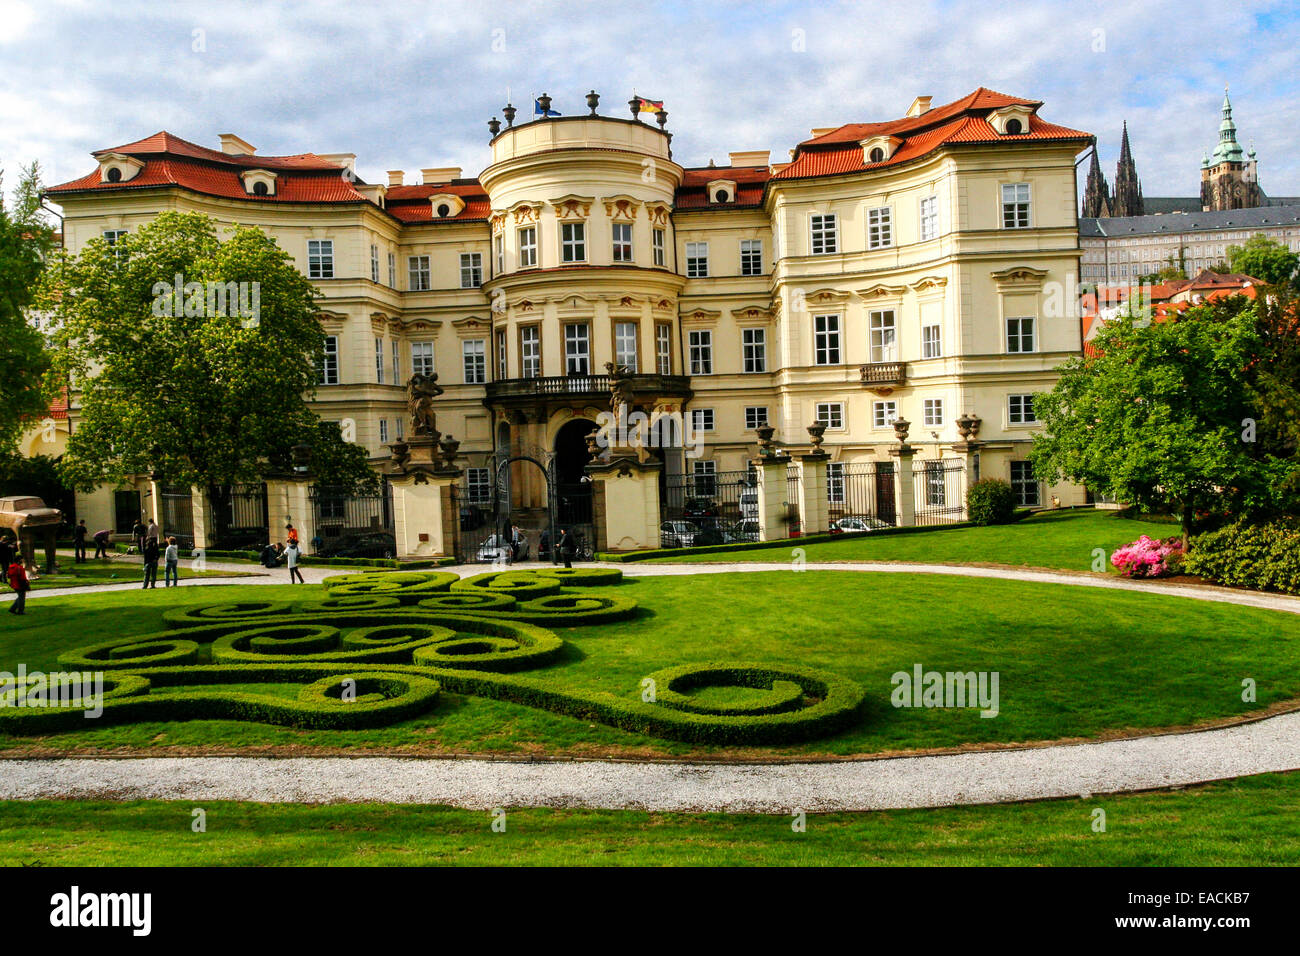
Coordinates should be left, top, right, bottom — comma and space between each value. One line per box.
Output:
317, 532, 396, 559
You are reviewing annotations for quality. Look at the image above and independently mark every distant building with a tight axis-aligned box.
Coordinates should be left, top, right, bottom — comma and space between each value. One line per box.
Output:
1080, 204, 1300, 283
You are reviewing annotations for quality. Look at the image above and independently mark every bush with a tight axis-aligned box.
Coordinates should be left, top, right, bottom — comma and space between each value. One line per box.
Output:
1110, 535, 1185, 578
1184, 520, 1300, 594
966, 478, 1017, 526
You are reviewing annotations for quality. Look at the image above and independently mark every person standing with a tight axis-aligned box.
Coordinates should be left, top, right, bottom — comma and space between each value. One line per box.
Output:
73, 520, 88, 563
145, 518, 159, 546
558, 528, 575, 569
285, 524, 299, 549
142, 536, 160, 589
163, 536, 180, 587
510, 524, 524, 563
7, 556, 30, 615
0, 535, 13, 573
92, 529, 111, 559
285, 541, 304, 584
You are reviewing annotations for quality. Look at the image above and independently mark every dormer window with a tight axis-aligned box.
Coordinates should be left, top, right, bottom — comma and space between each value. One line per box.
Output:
989, 104, 1036, 135
429, 194, 466, 218
859, 135, 902, 165
96, 152, 144, 184
706, 179, 736, 204
239, 169, 277, 196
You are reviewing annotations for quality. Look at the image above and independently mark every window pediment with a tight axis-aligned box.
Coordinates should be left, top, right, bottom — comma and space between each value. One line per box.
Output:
856, 283, 909, 301
550, 195, 594, 220
510, 201, 541, 224
430, 194, 466, 218
990, 266, 1049, 290
97, 153, 144, 184
602, 196, 641, 220
705, 180, 736, 204
859, 135, 902, 165
240, 168, 278, 196
989, 105, 1036, 136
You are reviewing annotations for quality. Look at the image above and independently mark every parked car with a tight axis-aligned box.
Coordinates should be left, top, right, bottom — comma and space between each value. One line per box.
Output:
727, 519, 761, 543
830, 516, 892, 534
459, 505, 487, 531
660, 520, 699, 548
682, 498, 718, 521
475, 533, 530, 564
317, 532, 397, 559
739, 492, 759, 520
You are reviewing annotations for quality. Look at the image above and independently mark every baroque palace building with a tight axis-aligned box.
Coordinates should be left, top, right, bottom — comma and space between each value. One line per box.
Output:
47, 87, 1091, 542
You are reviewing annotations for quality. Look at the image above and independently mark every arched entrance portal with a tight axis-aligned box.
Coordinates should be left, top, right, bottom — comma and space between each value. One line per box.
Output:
553, 419, 597, 555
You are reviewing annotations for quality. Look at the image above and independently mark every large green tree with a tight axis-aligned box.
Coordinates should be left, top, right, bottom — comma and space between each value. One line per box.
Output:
0, 162, 54, 455
40, 211, 373, 506
1030, 297, 1282, 540
1227, 234, 1299, 288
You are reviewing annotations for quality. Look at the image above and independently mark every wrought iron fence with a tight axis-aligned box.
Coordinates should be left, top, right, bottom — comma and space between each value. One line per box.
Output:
913, 458, 966, 526
786, 464, 802, 538
828, 461, 897, 529
159, 484, 194, 549
309, 479, 394, 556
661, 468, 759, 547
209, 482, 269, 550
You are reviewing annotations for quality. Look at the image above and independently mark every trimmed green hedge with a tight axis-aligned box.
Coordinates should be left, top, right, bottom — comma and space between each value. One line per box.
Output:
1185, 520, 1300, 595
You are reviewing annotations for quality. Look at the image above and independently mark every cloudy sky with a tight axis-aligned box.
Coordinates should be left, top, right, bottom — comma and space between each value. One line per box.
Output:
3, 0, 1297, 204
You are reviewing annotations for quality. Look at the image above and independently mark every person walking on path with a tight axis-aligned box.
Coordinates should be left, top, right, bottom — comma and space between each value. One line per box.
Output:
73, 520, 88, 563
6, 557, 30, 615
142, 537, 160, 589
558, 528, 575, 569
92, 529, 111, 559
285, 541, 304, 584
131, 518, 145, 555
163, 537, 180, 587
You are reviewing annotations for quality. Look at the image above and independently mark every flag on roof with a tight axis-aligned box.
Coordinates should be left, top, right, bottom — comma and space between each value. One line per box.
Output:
633, 96, 663, 113
534, 97, 561, 117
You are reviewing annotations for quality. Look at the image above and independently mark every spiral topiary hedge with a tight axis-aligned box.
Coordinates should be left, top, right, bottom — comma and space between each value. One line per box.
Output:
2, 567, 867, 743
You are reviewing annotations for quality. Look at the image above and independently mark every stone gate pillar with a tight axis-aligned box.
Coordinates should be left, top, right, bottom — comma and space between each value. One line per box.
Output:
586, 454, 662, 552
796, 452, 830, 535
389, 436, 462, 559
752, 455, 792, 542
890, 418, 918, 528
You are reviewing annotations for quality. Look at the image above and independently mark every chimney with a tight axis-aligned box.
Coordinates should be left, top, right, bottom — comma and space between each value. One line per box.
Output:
387, 170, 405, 187
728, 150, 771, 168
218, 134, 257, 156
907, 96, 932, 118
318, 152, 356, 176
422, 166, 463, 184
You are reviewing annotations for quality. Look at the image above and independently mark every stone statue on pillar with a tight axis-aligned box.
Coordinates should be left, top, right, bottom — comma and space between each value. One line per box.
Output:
605, 362, 634, 422
407, 373, 444, 439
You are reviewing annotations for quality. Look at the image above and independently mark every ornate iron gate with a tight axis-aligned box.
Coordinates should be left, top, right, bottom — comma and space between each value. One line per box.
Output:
209, 482, 269, 550
159, 484, 195, 549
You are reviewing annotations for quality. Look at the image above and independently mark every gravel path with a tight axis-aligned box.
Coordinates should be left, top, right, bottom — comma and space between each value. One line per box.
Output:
3, 554, 1299, 810
3, 709, 1298, 811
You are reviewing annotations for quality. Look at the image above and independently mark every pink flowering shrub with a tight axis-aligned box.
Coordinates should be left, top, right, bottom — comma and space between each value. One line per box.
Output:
1110, 534, 1185, 578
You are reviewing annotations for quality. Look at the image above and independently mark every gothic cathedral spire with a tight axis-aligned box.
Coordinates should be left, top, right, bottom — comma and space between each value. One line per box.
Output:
1112, 121, 1144, 217
1081, 141, 1111, 218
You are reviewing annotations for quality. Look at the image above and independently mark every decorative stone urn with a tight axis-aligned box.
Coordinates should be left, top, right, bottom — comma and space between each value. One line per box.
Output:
755, 424, 776, 457
892, 417, 911, 444
956, 413, 982, 442
389, 440, 409, 467
438, 435, 461, 467
807, 422, 826, 451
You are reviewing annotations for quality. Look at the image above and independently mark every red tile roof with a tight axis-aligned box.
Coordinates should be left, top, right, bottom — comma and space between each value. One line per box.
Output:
47, 131, 369, 204
385, 182, 491, 222
674, 165, 770, 209
773, 87, 1089, 182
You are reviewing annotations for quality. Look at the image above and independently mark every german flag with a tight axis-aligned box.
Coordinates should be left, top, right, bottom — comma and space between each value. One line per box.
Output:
633, 95, 664, 113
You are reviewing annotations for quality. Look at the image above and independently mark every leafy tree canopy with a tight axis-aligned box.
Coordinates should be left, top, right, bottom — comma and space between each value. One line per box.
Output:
39, 211, 368, 494
0, 162, 54, 455
1227, 234, 1299, 288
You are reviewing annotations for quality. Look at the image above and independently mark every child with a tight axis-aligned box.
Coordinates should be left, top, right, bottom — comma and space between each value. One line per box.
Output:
285, 541, 304, 584
164, 536, 180, 587
7, 557, 30, 615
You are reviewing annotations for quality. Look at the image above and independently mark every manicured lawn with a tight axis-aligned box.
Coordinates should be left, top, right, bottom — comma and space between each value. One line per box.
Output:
3, 568, 1297, 758
2, 771, 1296, 866
20, 559, 254, 591
648, 509, 1177, 572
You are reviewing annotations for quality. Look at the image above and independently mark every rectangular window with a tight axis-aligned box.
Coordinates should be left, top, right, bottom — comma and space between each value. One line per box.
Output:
379, 419, 389, 444
827, 462, 845, 504
869, 310, 897, 363
561, 222, 586, 263
867, 207, 892, 249
744, 406, 769, 430
923, 398, 944, 427
496, 329, 507, 380
690, 408, 714, 432
408, 255, 430, 292
392, 340, 400, 382
816, 402, 844, 430
688, 330, 713, 375
873, 400, 898, 429
520, 326, 541, 378
370, 244, 380, 282
652, 228, 666, 267
463, 339, 486, 384
103, 230, 127, 263
1006, 316, 1035, 353
565, 323, 590, 374
1002, 183, 1031, 229
615, 322, 639, 371
814, 314, 841, 365
396, 417, 404, 441
924, 460, 947, 507
1008, 394, 1038, 424
920, 196, 939, 241
692, 460, 717, 497
810, 214, 838, 254
740, 239, 763, 275
518, 226, 537, 268
411, 341, 434, 377
460, 252, 483, 289
467, 467, 492, 503
375, 337, 384, 384
922, 322, 942, 359
308, 239, 334, 279
1010, 460, 1041, 506
318, 336, 339, 385
656, 323, 672, 374
387, 251, 396, 288
685, 241, 709, 278
612, 223, 633, 262
742, 328, 767, 373
494, 235, 504, 275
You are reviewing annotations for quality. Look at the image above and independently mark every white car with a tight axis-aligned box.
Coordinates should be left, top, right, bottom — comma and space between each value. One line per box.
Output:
833, 516, 891, 533
660, 520, 699, 548
475, 533, 530, 563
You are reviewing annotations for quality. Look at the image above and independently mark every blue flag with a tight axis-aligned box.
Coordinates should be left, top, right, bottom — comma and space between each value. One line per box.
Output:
534, 97, 561, 117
